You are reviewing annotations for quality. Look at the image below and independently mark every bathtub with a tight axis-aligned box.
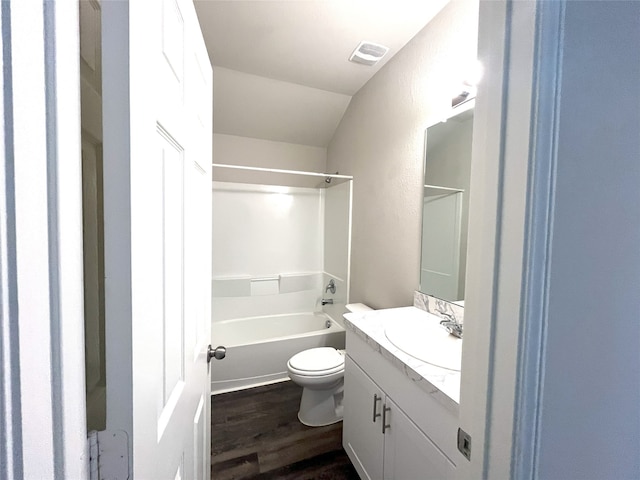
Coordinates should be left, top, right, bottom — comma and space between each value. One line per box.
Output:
210, 312, 345, 395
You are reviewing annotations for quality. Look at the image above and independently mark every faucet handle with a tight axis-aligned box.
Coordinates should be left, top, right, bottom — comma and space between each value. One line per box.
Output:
441, 321, 463, 339
325, 279, 336, 294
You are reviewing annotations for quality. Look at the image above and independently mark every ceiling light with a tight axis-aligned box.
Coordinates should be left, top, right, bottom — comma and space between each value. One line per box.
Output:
349, 41, 389, 66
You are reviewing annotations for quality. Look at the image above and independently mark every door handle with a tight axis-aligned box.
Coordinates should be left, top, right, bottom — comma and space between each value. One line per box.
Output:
372, 394, 381, 422
382, 404, 391, 434
207, 345, 226, 363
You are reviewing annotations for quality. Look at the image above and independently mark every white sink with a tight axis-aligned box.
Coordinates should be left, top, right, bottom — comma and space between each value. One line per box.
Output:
384, 315, 462, 371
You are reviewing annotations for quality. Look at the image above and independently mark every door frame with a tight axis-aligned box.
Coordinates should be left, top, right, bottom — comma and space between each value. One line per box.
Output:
0, 2, 87, 479
458, 1, 566, 478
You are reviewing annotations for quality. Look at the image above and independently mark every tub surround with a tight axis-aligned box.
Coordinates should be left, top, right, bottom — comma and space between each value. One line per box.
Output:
212, 272, 323, 298
344, 306, 460, 412
320, 273, 348, 327
212, 271, 349, 328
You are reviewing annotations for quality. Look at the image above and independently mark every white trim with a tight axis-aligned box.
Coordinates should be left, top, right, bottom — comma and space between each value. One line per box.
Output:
456, 0, 511, 477
0, 1, 87, 478
345, 179, 353, 305
101, 2, 134, 475
0, 4, 22, 478
47, 2, 89, 478
212, 162, 353, 180
512, 2, 565, 477
459, 1, 568, 478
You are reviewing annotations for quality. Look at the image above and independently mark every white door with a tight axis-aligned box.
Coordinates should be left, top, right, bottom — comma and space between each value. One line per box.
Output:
102, 1, 213, 478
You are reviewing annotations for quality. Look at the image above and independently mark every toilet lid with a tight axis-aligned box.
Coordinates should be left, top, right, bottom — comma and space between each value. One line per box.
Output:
289, 347, 344, 373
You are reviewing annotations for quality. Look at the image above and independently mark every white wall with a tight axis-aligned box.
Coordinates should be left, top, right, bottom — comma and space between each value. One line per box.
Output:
211, 182, 325, 321
212, 183, 323, 277
213, 133, 327, 173
211, 179, 353, 323
213, 67, 351, 147
536, 2, 640, 477
327, 0, 478, 308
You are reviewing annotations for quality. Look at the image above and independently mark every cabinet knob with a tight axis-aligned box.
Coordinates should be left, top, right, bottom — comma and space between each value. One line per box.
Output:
372, 394, 381, 422
382, 405, 391, 434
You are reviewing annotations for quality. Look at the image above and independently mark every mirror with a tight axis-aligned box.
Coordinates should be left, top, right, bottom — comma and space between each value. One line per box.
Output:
420, 103, 474, 303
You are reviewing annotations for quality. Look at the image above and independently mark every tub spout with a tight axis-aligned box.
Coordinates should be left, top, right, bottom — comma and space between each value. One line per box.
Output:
321, 298, 334, 305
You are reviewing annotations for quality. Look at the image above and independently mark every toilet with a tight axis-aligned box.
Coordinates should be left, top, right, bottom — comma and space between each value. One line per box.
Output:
287, 347, 346, 426
287, 303, 373, 427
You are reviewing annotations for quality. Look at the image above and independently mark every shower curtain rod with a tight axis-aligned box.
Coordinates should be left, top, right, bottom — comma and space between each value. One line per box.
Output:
212, 163, 353, 180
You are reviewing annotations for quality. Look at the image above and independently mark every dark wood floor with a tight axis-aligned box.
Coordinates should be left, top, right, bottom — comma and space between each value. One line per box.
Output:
211, 381, 359, 480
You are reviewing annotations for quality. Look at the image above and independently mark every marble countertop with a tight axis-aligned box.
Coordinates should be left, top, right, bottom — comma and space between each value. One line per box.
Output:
344, 306, 461, 412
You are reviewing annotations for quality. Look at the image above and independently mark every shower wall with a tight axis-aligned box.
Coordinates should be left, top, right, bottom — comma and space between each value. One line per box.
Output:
212, 179, 351, 324
212, 182, 325, 322
322, 181, 352, 322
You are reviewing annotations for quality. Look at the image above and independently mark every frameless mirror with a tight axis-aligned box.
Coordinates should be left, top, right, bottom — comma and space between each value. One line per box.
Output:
420, 103, 474, 303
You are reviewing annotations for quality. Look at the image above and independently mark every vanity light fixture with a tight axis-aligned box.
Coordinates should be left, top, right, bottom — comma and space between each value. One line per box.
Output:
349, 41, 389, 66
452, 60, 483, 108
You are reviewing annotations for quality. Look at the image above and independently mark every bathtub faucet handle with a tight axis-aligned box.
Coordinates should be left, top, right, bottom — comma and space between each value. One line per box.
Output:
325, 279, 336, 294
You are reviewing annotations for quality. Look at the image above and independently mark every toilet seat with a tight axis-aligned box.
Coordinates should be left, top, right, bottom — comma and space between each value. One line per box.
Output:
288, 347, 344, 376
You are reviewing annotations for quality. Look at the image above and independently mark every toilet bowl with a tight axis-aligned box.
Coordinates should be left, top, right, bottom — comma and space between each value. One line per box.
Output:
288, 304, 373, 427
287, 347, 345, 427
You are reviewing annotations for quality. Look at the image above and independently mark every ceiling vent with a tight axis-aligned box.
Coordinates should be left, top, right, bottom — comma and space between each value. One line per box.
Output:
349, 41, 389, 66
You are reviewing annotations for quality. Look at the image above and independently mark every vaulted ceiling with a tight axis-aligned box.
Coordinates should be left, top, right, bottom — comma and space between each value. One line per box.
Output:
194, 1, 449, 147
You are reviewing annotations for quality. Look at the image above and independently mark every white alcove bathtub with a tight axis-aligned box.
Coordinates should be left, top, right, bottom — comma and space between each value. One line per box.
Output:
210, 312, 345, 394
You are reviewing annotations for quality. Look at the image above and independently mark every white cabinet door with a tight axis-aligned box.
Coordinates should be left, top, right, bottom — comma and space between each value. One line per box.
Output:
343, 357, 385, 480
102, 0, 213, 478
383, 397, 456, 480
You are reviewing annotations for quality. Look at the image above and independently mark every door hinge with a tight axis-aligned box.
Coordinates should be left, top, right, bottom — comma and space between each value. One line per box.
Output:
457, 427, 471, 461
88, 430, 130, 480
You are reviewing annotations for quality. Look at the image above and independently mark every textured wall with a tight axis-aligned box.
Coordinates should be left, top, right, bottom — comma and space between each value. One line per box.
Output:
327, 0, 478, 308
213, 133, 327, 172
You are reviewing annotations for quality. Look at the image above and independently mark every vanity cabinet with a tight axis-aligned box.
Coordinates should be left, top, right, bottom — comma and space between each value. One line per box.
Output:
343, 358, 385, 480
343, 331, 458, 480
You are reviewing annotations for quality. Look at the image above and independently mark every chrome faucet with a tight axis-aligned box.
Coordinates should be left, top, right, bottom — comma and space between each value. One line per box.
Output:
437, 310, 463, 339
321, 298, 334, 305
